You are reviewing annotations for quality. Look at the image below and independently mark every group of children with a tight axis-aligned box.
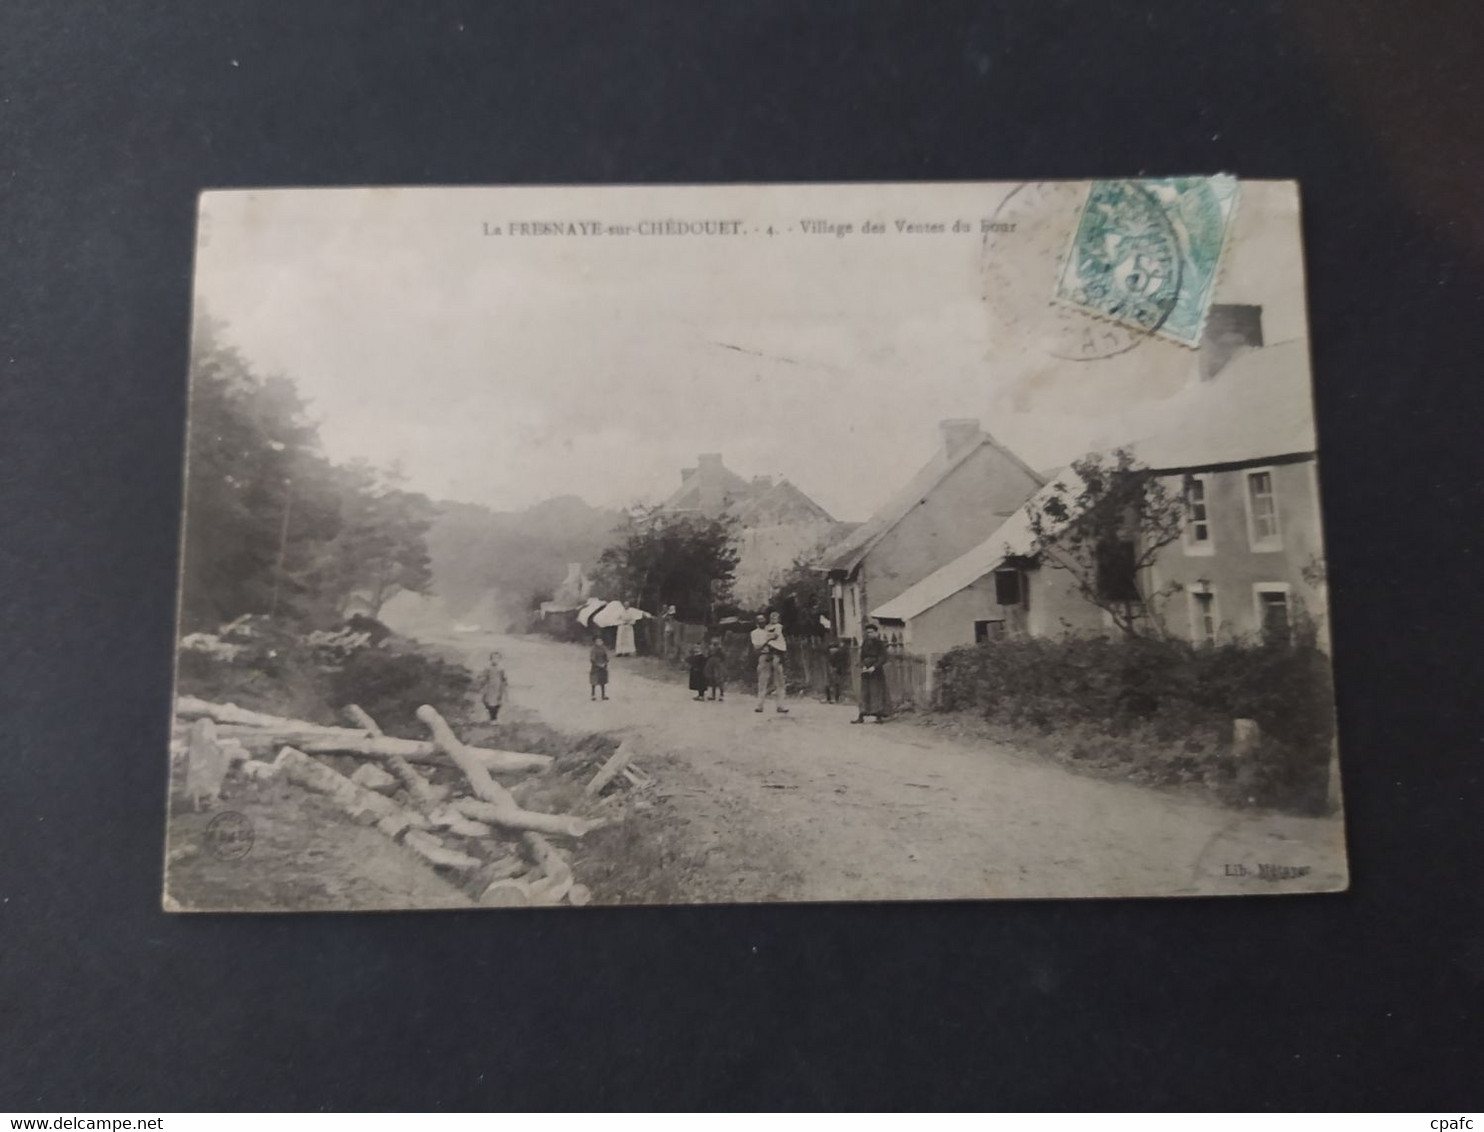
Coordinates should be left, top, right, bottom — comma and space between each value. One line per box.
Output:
686, 638, 730, 701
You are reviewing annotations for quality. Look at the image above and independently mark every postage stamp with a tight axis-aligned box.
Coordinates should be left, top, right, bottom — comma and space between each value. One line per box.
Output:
1054, 175, 1239, 347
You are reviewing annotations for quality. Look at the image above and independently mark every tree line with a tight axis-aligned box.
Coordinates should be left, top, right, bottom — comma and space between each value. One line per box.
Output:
178, 319, 435, 633
589, 505, 832, 635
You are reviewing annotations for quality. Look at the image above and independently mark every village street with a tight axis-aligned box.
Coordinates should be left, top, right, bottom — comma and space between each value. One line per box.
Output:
441, 631, 1348, 903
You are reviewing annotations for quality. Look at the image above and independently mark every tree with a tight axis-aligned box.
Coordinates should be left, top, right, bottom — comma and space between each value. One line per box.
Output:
593, 507, 740, 621
179, 317, 342, 629
318, 461, 438, 619
765, 556, 832, 637
1023, 448, 1186, 638
178, 316, 436, 630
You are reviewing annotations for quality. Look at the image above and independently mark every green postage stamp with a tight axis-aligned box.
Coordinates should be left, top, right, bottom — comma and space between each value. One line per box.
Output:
1055, 175, 1240, 347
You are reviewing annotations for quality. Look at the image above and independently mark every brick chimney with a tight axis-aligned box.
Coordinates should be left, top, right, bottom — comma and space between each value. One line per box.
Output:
1200, 304, 1264, 380
680, 466, 696, 484
752, 474, 774, 489
939, 418, 983, 460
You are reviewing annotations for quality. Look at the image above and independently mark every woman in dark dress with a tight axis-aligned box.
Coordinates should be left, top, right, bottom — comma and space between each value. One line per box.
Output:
687, 644, 710, 700
853, 623, 890, 723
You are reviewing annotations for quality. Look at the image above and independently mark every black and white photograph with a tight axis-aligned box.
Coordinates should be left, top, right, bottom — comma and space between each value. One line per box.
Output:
164, 179, 1346, 910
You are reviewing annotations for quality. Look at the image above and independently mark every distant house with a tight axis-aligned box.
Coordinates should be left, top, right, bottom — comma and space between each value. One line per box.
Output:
659, 453, 842, 607
817, 419, 1046, 643
872, 310, 1328, 653
538, 562, 593, 616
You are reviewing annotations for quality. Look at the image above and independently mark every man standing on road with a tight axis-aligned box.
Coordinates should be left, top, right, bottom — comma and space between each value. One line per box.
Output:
752, 611, 789, 714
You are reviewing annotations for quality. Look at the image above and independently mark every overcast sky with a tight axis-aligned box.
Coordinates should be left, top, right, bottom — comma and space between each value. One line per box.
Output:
194, 181, 1309, 522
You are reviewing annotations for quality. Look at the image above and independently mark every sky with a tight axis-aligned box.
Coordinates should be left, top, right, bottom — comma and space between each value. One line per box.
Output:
193, 181, 1311, 522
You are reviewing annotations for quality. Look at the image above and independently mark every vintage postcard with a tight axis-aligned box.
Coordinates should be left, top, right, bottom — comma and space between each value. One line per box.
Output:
165, 179, 1346, 911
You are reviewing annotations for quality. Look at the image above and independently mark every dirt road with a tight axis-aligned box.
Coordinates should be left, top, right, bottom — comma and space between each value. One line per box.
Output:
456, 632, 1347, 903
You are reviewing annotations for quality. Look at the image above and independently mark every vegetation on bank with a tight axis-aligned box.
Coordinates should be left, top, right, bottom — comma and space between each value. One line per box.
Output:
934, 629, 1336, 813
176, 616, 472, 739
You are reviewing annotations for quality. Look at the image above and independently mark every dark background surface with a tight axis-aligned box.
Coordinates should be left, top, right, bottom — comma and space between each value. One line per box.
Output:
2, 0, 1481, 1111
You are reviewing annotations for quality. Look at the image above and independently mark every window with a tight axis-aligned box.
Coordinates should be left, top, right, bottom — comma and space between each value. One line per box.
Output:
1189, 588, 1218, 645
1184, 475, 1214, 554
1253, 584, 1291, 641
974, 619, 1006, 645
1245, 469, 1282, 550
993, 568, 1026, 607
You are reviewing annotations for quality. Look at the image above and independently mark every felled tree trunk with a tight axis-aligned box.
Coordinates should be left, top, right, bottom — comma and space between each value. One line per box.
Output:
178, 698, 552, 774
415, 705, 603, 839
343, 704, 448, 809
274, 746, 429, 838
585, 740, 636, 797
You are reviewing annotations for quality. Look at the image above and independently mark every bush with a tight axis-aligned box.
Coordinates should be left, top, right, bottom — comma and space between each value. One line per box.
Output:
323, 648, 473, 738
935, 634, 1335, 813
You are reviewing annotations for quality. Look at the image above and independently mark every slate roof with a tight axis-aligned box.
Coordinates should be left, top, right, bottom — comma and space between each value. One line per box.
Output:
1124, 339, 1316, 471
870, 470, 1080, 622
819, 430, 1046, 575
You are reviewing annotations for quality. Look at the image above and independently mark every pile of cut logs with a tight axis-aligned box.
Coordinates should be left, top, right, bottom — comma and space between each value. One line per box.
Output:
175, 696, 647, 907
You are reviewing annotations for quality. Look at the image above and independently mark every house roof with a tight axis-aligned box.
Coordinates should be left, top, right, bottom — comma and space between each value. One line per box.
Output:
1124, 339, 1316, 471
870, 470, 1081, 622
660, 458, 755, 512
728, 478, 835, 526
820, 430, 1045, 575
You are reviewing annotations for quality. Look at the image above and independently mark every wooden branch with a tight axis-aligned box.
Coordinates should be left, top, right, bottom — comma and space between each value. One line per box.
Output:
416, 705, 604, 839
178, 698, 552, 774
343, 704, 447, 809
585, 740, 636, 797
343, 704, 382, 735
402, 829, 482, 872
521, 832, 574, 905
176, 696, 306, 730
273, 746, 429, 834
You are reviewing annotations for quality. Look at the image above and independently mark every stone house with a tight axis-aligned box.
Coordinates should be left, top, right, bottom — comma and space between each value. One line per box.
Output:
871, 314, 1328, 653
817, 419, 1046, 643
659, 453, 840, 608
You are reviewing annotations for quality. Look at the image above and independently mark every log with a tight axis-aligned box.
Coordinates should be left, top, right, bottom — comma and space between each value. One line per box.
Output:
343, 704, 448, 808
191, 720, 552, 775
521, 832, 574, 905
426, 806, 495, 838
184, 717, 227, 811
416, 705, 604, 839
402, 830, 482, 872
585, 741, 636, 797
343, 704, 382, 735
479, 878, 533, 907
349, 763, 397, 793
273, 746, 427, 830
177, 696, 309, 730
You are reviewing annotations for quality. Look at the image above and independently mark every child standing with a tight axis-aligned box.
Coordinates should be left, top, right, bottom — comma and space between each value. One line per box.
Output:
687, 643, 709, 701
705, 637, 727, 701
589, 636, 609, 701
824, 639, 847, 704
481, 651, 508, 721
